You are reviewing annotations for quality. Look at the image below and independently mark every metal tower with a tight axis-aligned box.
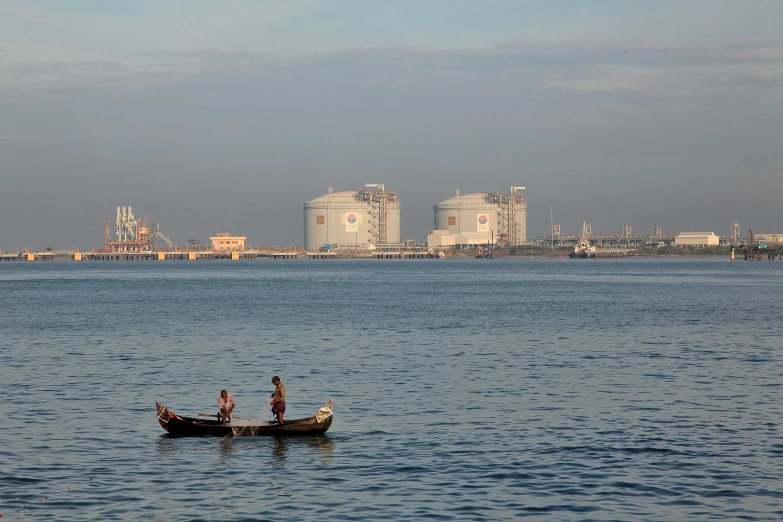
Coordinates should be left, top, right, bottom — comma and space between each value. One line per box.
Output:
487, 187, 525, 248
104, 206, 170, 252
357, 184, 398, 245
582, 221, 592, 237
116, 206, 140, 241
731, 222, 740, 243
149, 222, 173, 250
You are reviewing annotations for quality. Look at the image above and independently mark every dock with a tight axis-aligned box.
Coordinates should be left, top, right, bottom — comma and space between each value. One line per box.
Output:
0, 248, 437, 261
585, 250, 629, 259
731, 246, 780, 261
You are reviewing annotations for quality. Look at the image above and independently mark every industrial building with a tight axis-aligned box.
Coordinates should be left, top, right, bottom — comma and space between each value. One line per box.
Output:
431, 188, 526, 248
752, 233, 783, 244
210, 232, 246, 251
674, 232, 720, 246
304, 185, 401, 250
426, 230, 457, 248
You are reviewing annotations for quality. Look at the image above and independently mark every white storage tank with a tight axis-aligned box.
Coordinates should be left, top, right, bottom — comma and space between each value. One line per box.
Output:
433, 188, 526, 247
304, 185, 401, 250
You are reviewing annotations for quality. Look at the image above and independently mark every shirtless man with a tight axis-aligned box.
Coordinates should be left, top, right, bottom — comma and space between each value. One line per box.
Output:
269, 376, 286, 425
218, 389, 235, 426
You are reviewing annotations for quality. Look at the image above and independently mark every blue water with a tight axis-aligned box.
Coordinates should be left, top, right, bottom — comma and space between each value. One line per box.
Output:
1, 258, 782, 521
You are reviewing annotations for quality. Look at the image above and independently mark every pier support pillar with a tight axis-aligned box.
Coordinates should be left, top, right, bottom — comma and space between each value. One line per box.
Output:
231, 251, 240, 261
73, 252, 82, 261
730, 248, 734, 261
157, 252, 166, 261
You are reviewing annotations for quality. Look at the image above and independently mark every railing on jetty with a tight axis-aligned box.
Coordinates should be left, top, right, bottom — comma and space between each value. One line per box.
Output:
584, 250, 629, 259
0, 248, 436, 261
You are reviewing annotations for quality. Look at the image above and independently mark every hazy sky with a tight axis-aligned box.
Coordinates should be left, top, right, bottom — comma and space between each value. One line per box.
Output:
1, 0, 782, 249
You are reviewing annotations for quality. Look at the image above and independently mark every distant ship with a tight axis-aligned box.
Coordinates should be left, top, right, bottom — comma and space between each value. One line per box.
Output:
569, 237, 596, 259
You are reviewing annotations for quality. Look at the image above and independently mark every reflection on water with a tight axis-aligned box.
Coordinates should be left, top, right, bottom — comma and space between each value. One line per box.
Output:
272, 436, 288, 461
213, 434, 333, 465
307, 435, 335, 464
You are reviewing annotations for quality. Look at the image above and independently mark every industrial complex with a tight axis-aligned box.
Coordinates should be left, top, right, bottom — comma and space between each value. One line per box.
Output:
1, 190, 781, 262
302, 184, 527, 252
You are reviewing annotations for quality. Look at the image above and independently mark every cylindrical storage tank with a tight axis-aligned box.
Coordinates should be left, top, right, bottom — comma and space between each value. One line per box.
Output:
433, 191, 527, 245
434, 193, 499, 235
304, 189, 401, 250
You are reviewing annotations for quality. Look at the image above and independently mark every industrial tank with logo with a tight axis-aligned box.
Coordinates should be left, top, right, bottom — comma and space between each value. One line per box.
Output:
304, 185, 401, 250
433, 188, 526, 246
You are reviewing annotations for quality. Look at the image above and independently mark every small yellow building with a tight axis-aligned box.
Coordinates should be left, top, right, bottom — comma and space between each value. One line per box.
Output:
211, 232, 246, 251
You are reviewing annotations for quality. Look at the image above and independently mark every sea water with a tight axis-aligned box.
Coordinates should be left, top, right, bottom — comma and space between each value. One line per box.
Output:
1, 258, 782, 521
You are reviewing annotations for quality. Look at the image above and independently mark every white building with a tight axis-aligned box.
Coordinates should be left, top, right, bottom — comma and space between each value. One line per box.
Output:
427, 230, 456, 248
674, 232, 720, 246
754, 234, 783, 245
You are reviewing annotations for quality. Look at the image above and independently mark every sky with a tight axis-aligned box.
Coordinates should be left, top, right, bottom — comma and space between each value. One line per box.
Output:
1, 0, 782, 249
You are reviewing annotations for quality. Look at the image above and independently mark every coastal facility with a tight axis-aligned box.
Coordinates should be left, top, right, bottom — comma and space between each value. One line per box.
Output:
674, 232, 720, 246
210, 232, 246, 251
304, 185, 401, 251
429, 188, 527, 249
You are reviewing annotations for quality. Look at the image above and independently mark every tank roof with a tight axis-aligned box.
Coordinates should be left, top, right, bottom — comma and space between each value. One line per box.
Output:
436, 192, 489, 205
306, 190, 358, 203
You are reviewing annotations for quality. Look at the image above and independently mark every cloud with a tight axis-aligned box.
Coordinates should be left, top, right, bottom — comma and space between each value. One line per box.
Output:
1, 38, 781, 104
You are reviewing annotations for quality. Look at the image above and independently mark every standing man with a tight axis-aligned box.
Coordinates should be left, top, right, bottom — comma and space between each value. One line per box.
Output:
218, 389, 235, 426
269, 376, 286, 425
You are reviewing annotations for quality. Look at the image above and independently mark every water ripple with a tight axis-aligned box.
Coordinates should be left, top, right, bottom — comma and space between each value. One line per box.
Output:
1, 259, 782, 520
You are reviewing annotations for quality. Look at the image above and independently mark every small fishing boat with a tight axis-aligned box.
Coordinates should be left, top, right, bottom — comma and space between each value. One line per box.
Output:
155, 399, 333, 437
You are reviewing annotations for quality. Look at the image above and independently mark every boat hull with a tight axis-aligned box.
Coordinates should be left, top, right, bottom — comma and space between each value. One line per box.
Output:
156, 402, 333, 437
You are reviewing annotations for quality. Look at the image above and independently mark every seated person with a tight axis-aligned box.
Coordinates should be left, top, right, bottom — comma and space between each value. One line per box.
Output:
218, 389, 235, 425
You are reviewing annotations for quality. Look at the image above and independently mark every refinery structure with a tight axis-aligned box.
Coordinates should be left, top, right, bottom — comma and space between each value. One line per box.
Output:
304, 184, 401, 250
429, 187, 527, 248
104, 206, 172, 252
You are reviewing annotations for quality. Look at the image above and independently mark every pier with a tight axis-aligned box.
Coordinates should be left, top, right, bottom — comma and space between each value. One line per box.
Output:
0, 248, 439, 261
374, 251, 433, 259
585, 250, 629, 259
731, 246, 780, 261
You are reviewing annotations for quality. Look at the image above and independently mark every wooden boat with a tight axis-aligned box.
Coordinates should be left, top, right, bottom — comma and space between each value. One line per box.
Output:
156, 399, 333, 437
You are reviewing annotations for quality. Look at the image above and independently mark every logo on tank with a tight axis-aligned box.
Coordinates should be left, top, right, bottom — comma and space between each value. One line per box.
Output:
345, 212, 359, 231
477, 214, 489, 232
